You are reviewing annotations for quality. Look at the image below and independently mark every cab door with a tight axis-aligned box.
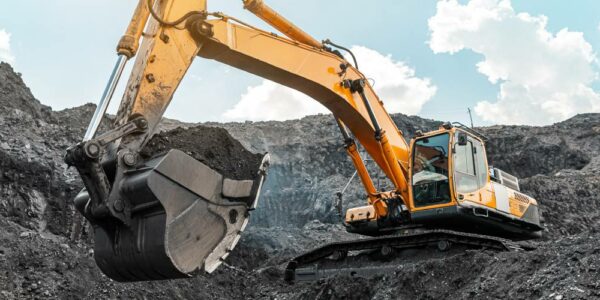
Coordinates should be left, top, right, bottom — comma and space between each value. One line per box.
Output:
410, 133, 453, 210
472, 137, 496, 208
452, 132, 491, 206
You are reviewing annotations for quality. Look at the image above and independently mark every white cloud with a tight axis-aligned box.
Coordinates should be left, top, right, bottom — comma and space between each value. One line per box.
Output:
348, 46, 437, 115
223, 46, 436, 121
0, 29, 15, 63
429, 0, 600, 125
222, 81, 327, 121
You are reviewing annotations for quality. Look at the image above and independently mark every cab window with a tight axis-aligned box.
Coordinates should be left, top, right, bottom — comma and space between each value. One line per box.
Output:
454, 137, 477, 193
453, 133, 487, 193
473, 139, 488, 187
412, 133, 451, 207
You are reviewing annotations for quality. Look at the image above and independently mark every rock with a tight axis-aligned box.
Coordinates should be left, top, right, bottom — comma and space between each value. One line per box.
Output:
19, 231, 33, 238
142, 125, 264, 181
0, 61, 599, 299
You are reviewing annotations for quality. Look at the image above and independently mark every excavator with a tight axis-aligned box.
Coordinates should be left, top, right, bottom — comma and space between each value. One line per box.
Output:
64, 0, 543, 283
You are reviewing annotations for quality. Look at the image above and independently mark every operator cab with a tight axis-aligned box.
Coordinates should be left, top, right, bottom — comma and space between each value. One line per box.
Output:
407, 124, 543, 239
345, 123, 542, 240
410, 127, 488, 209
408, 125, 498, 215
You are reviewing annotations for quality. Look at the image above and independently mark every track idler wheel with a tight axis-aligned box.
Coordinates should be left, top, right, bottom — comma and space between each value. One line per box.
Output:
330, 250, 348, 261
437, 240, 452, 252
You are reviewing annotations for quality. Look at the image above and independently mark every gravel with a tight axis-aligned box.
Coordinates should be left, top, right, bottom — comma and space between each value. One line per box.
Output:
0, 61, 599, 299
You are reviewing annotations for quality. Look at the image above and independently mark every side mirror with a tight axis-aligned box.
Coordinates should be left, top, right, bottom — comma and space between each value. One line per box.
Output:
457, 132, 468, 146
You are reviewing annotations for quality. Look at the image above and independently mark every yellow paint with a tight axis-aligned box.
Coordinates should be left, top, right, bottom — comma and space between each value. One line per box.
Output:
115, 0, 206, 150
117, 0, 154, 58
113, 0, 538, 229
242, 0, 322, 48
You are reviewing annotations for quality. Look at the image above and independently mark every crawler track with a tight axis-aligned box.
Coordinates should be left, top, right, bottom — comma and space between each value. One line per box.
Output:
285, 229, 531, 282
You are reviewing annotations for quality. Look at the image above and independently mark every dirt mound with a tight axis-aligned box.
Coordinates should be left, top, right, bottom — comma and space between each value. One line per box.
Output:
213, 113, 441, 227
0, 217, 273, 300
142, 125, 264, 180
0, 63, 599, 299
521, 171, 600, 239
0, 63, 53, 120
481, 114, 600, 178
293, 232, 600, 299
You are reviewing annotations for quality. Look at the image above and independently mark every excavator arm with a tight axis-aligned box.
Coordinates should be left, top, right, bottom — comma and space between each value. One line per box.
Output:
66, 0, 414, 282
117, 0, 411, 208
197, 17, 412, 200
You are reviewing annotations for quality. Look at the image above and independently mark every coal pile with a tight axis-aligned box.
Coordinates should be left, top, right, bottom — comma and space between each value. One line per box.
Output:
212, 114, 441, 227
141, 125, 264, 180
480, 115, 600, 178
289, 232, 600, 299
0, 61, 599, 299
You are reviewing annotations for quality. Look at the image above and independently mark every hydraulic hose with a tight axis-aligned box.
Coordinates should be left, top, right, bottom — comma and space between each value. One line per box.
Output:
323, 39, 359, 70
146, 0, 206, 27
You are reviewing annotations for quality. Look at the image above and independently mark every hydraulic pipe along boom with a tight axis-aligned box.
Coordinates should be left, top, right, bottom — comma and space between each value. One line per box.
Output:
242, 0, 322, 48
351, 79, 408, 196
83, 55, 128, 141
83, 0, 153, 141
336, 119, 379, 209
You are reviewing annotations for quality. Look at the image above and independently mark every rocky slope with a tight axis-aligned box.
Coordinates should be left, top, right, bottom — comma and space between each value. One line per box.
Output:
0, 62, 599, 299
207, 114, 441, 227
196, 114, 600, 232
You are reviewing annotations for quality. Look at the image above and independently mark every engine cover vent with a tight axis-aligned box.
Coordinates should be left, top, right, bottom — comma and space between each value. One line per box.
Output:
490, 167, 520, 191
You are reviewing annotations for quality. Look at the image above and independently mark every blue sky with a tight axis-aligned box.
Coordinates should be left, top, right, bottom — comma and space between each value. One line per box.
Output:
1, 0, 599, 126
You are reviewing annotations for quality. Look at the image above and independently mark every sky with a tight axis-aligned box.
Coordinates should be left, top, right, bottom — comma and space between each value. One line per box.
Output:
1, 0, 599, 126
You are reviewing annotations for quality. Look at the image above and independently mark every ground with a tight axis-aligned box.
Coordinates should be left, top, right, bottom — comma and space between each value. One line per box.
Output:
0, 62, 599, 299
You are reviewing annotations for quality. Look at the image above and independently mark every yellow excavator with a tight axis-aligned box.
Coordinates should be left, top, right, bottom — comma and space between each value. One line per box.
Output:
65, 0, 542, 282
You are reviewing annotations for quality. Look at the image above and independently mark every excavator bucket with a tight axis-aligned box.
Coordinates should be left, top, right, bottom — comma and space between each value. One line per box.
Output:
74, 149, 269, 282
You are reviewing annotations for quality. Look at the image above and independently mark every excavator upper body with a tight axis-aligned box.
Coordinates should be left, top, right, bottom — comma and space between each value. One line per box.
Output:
65, 0, 542, 283
345, 125, 542, 240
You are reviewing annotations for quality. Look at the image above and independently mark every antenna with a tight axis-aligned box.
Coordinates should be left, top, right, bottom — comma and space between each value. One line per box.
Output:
467, 108, 474, 128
